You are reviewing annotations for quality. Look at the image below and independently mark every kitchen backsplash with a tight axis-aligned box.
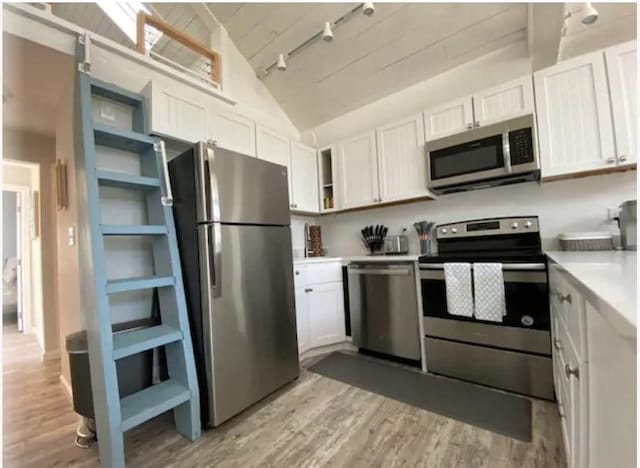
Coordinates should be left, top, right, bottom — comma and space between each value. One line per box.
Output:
318, 171, 637, 256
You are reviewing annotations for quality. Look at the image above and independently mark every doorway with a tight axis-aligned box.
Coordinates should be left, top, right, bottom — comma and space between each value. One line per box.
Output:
2, 160, 42, 352
2, 189, 25, 331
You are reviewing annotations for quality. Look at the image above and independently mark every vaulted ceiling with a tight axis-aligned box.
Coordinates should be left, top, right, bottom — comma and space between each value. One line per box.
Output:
208, 3, 530, 129
44, 3, 638, 132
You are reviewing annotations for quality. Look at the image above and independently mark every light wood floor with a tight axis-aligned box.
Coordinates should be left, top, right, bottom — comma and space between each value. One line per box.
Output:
3, 326, 566, 467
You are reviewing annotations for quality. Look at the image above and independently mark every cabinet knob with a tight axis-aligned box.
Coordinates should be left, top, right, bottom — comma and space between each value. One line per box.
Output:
304, 288, 313, 293
295, 270, 300, 275
474, 121, 480, 128
466, 123, 473, 129
558, 402, 566, 418
554, 338, 562, 351
606, 157, 616, 164
620, 154, 627, 162
559, 293, 572, 304
565, 363, 579, 380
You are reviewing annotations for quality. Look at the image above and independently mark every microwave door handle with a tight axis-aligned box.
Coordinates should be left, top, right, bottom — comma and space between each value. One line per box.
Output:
503, 132, 512, 174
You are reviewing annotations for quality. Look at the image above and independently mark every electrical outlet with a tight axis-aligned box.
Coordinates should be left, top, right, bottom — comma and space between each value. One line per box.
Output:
99, 101, 116, 121
607, 207, 620, 221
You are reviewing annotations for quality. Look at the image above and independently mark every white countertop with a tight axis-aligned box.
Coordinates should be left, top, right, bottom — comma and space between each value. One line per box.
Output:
293, 255, 420, 264
546, 250, 637, 337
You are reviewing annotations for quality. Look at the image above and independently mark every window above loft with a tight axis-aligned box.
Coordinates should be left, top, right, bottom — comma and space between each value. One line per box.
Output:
96, 1, 162, 49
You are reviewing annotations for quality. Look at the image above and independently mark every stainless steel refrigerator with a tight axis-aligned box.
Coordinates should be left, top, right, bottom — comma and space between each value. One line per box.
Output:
169, 142, 299, 427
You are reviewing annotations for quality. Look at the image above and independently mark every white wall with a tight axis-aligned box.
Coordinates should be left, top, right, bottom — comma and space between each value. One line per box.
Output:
304, 41, 531, 147
319, 171, 637, 255
3, 192, 18, 262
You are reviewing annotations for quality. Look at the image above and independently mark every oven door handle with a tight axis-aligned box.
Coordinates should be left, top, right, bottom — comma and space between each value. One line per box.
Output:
349, 268, 412, 276
419, 263, 545, 271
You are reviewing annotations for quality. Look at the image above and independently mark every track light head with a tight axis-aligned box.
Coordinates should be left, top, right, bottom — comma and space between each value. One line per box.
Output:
277, 53, 287, 71
362, 2, 375, 16
322, 22, 334, 42
581, 1, 598, 24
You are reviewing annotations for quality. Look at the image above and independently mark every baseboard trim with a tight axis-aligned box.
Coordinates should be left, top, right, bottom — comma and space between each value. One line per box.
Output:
41, 349, 60, 361
300, 341, 357, 361
59, 374, 73, 401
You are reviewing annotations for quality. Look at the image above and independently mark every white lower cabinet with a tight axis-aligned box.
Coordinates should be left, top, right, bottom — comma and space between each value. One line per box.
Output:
293, 262, 346, 356
550, 265, 635, 468
295, 287, 311, 354
307, 283, 345, 348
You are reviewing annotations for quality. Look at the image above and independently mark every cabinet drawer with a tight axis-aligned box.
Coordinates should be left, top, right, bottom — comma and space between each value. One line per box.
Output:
293, 264, 307, 289
307, 262, 343, 285
549, 266, 586, 361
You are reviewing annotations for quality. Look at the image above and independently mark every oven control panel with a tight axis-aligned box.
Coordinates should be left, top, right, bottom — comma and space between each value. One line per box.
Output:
436, 217, 539, 239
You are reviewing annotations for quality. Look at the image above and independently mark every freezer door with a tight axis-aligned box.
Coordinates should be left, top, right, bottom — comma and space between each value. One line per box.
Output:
195, 142, 291, 225
198, 223, 299, 426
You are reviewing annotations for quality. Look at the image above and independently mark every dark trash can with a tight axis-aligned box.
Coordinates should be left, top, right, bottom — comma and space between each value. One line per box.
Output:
66, 320, 155, 420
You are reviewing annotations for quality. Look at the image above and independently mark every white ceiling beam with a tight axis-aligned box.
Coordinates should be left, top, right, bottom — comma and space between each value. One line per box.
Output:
527, 3, 565, 71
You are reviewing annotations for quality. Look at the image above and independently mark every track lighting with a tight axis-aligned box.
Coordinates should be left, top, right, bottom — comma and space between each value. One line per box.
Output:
581, 1, 598, 24
277, 53, 287, 70
362, 2, 375, 16
322, 22, 334, 42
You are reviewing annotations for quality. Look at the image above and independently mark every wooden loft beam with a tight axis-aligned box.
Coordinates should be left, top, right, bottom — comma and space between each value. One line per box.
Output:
136, 12, 222, 85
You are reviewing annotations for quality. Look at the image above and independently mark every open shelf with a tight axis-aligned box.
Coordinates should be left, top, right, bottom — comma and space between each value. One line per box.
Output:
319, 147, 336, 211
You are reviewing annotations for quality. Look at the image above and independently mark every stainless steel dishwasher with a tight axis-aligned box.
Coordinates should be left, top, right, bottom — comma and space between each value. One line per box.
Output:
348, 262, 420, 360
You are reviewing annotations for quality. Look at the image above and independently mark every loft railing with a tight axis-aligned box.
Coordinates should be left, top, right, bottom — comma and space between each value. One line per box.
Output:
136, 12, 222, 88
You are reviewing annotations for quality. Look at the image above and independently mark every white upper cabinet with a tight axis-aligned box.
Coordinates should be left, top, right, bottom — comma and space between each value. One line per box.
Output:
534, 51, 616, 178
256, 125, 292, 196
143, 80, 207, 143
473, 76, 534, 126
290, 141, 319, 213
336, 131, 380, 209
423, 95, 473, 141
605, 41, 637, 166
209, 109, 256, 157
376, 114, 431, 202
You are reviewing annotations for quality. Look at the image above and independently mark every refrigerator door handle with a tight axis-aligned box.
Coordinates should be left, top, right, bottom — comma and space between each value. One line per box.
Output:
202, 224, 222, 298
206, 143, 222, 222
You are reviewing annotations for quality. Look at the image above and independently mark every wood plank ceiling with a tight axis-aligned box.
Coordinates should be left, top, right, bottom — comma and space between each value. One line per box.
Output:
207, 3, 529, 129
50, 3, 635, 131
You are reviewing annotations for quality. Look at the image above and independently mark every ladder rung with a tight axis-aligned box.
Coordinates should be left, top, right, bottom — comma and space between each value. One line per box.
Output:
113, 325, 182, 360
90, 78, 145, 107
96, 170, 160, 190
94, 123, 156, 153
106, 276, 174, 294
120, 380, 191, 432
101, 225, 167, 236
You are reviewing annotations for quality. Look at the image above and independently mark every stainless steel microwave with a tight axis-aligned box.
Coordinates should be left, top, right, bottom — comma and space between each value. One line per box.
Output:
426, 114, 540, 194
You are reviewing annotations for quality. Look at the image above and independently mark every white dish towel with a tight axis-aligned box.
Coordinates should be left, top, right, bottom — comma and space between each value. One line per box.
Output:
473, 263, 506, 322
444, 263, 474, 317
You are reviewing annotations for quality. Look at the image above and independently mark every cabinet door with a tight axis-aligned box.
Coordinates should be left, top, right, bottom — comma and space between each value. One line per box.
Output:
308, 282, 345, 348
534, 51, 616, 178
256, 125, 292, 198
336, 131, 379, 209
376, 114, 431, 202
473, 76, 534, 126
209, 109, 256, 157
605, 41, 637, 166
586, 300, 636, 468
146, 81, 207, 143
290, 141, 319, 213
295, 287, 310, 354
423, 96, 473, 141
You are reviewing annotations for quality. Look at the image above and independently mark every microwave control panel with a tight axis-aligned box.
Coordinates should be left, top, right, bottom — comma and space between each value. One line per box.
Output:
509, 128, 534, 165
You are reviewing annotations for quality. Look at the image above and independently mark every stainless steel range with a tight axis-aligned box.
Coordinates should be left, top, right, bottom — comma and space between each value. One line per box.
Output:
419, 216, 553, 400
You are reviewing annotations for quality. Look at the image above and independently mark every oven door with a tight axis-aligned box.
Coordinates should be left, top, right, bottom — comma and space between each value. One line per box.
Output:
427, 133, 509, 190
419, 262, 549, 331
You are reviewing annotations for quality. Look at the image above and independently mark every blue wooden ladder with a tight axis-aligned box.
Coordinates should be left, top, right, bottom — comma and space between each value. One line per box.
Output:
74, 34, 200, 467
